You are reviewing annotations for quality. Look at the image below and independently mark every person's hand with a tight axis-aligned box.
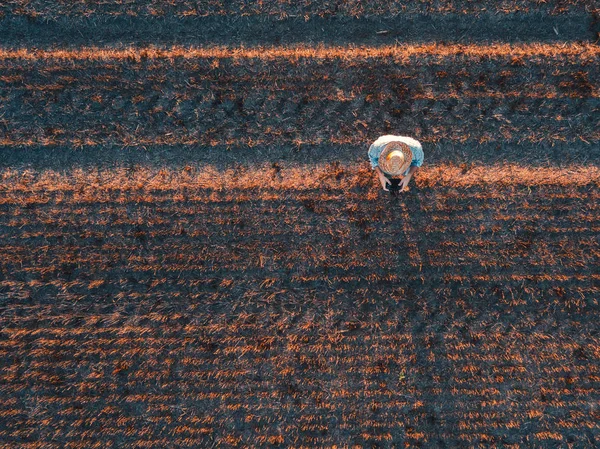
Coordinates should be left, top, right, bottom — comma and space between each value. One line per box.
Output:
399, 175, 411, 192
379, 174, 391, 191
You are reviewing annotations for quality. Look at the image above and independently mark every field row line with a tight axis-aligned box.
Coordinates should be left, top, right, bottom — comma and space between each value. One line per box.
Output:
2, 132, 599, 147
5, 85, 599, 101
1, 348, 593, 372
3, 256, 599, 278
2, 228, 598, 248
2, 188, 598, 205
1, 322, 596, 353
1, 164, 599, 192
3, 282, 598, 305
0, 323, 586, 343
2, 275, 598, 295
1, 344, 596, 368
2, 196, 597, 213
3, 368, 597, 396
3, 212, 598, 230
0, 320, 593, 341
1, 43, 598, 61
3, 230, 596, 252
1, 362, 594, 385
0, 328, 409, 341
2, 198, 597, 215
0, 391, 593, 416
1, 311, 596, 341
1, 210, 597, 226
3, 200, 599, 216
2, 240, 598, 263
2, 239, 595, 266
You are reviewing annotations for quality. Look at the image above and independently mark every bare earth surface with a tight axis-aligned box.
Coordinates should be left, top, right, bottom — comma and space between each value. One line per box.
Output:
0, 1, 599, 448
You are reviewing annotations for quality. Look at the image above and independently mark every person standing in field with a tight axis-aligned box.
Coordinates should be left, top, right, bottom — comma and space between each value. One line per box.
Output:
368, 135, 424, 195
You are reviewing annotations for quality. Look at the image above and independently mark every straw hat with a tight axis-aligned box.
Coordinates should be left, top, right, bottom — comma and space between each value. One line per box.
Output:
378, 141, 413, 177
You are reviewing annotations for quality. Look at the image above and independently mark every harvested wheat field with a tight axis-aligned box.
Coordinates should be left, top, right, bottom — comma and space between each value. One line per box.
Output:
1, 1, 599, 448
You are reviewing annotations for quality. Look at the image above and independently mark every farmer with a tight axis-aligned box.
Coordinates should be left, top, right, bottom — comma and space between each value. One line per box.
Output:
368, 135, 424, 195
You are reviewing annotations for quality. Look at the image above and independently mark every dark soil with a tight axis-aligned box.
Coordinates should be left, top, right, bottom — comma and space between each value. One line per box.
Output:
1, 178, 599, 448
0, 2, 599, 448
0, 13, 595, 47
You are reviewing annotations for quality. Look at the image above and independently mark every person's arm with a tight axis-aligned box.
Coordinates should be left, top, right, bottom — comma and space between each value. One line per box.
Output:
368, 144, 385, 177
369, 141, 392, 190
368, 144, 379, 170
399, 143, 424, 191
399, 165, 419, 190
